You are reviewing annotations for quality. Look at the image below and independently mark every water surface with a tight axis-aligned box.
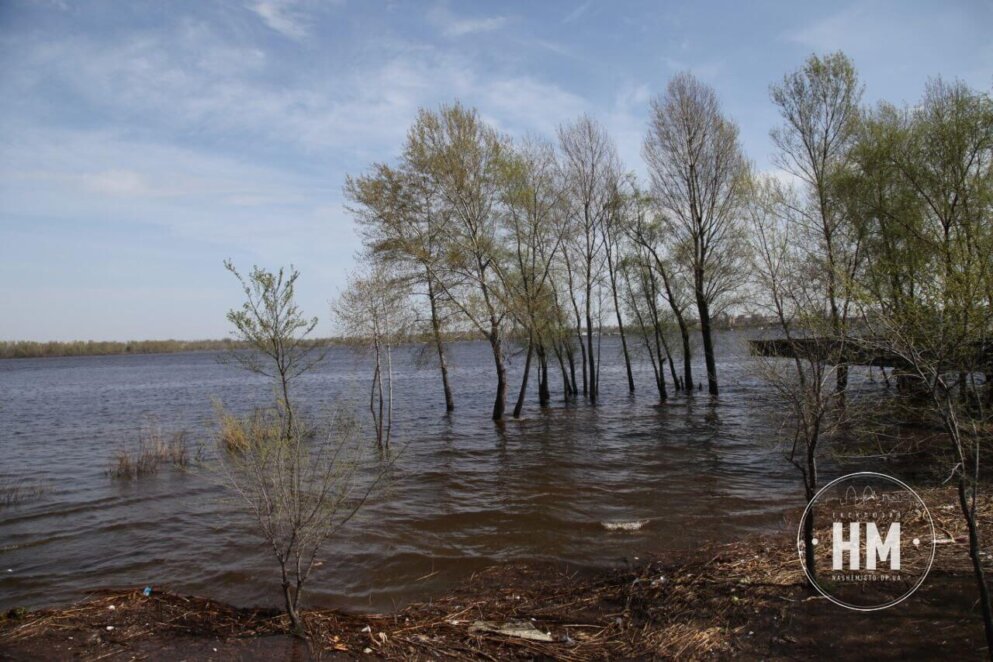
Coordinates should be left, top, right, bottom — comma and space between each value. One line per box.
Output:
1, 330, 818, 611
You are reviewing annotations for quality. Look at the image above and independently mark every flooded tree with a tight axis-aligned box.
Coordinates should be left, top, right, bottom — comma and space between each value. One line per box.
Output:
644, 72, 750, 397
405, 103, 512, 421
558, 115, 621, 404
333, 265, 413, 449
222, 261, 323, 440
624, 191, 695, 392
346, 163, 456, 413
497, 137, 568, 417
602, 176, 638, 394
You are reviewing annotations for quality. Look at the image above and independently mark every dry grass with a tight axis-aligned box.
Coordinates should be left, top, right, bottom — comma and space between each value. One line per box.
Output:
0, 478, 45, 508
108, 428, 193, 480
215, 409, 250, 453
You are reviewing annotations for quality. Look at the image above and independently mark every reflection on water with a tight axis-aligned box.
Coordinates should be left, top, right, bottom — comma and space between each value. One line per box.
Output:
1, 330, 817, 612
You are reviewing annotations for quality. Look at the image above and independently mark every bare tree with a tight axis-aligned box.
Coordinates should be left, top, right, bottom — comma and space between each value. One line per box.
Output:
746, 178, 845, 581
602, 175, 637, 393
558, 115, 622, 403
625, 191, 695, 392
644, 72, 749, 396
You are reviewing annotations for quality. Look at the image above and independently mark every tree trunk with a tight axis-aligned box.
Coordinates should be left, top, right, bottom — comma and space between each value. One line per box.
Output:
490, 329, 507, 421
427, 278, 455, 412
369, 345, 382, 448
677, 318, 693, 392
537, 344, 551, 407
803, 505, 816, 584
958, 477, 993, 656
577, 327, 588, 395
282, 575, 304, 636
385, 344, 393, 448
605, 250, 635, 393
513, 340, 534, 418
586, 309, 597, 403
651, 323, 668, 401
695, 286, 719, 396
565, 344, 578, 397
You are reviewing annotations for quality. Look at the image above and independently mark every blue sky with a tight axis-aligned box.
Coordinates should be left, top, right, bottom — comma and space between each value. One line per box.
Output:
1, 0, 990, 341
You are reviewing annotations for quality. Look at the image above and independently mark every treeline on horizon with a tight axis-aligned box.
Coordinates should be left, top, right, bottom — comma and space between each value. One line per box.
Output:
0, 338, 351, 360
0, 338, 249, 359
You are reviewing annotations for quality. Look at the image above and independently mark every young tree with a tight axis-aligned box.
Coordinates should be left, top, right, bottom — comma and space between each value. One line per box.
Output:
223, 261, 323, 439
219, 262, 368, 636
333, 265, 413, 449
644, 72, 750, 396
747, 178, 845, 582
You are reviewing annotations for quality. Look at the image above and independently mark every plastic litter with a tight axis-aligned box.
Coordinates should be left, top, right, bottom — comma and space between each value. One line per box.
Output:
469, 620, 554, 642
142, 586, 152, 597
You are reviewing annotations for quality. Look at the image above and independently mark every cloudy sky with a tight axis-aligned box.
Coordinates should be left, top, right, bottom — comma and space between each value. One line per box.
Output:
1, 0, 990, 341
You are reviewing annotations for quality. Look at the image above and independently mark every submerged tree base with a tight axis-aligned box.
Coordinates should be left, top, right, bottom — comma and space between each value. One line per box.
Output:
2, 487, 991, 660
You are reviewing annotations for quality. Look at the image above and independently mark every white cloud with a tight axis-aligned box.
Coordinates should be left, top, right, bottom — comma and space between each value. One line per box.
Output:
247, 0, 311, 40
562, 1, 592, 24
429, 4, 508, 37
79, 170, 153, 197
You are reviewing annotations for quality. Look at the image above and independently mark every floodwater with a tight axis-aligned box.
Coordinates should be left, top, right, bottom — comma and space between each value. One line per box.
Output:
1, 330, 830, 612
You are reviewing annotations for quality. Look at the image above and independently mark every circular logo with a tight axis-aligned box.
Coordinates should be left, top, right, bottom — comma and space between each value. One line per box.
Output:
796, 472, 935, 611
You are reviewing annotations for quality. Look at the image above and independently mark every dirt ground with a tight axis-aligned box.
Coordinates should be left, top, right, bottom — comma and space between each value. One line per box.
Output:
2, 486, 991, 660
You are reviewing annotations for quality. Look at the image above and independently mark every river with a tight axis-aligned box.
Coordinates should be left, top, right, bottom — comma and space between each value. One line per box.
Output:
1, 329, 826, 612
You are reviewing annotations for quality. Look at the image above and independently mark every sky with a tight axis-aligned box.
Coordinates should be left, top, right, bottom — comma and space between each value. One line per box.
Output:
1, 0, 991, 341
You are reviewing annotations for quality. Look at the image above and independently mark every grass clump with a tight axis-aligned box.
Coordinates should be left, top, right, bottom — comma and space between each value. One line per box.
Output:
216, 410, 250, 453
109, 427, 194, 480
0, 478, 46, 508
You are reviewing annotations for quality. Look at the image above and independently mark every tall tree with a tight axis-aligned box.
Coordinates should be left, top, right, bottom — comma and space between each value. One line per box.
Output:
770, 52, 864, 392
558, 115, 621, 404
644, 72, 749, 396
405, 102, 512, 421
346, 163, 456, 412
602, 176, 637, 393
498, 137, 567, 417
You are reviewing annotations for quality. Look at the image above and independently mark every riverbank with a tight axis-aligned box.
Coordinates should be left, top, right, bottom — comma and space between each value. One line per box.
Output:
2, 486, 990, 660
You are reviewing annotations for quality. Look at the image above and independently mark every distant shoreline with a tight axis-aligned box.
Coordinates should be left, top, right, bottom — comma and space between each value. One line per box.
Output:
0, 319, 776, 360
0, 338, 335, 360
